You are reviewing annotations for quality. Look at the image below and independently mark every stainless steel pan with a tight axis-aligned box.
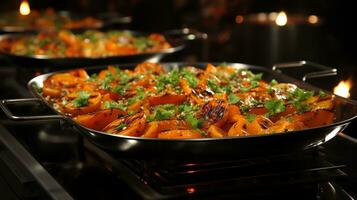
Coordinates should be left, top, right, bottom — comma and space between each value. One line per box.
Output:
1, 61, 356, 159
0, 29, 206, 69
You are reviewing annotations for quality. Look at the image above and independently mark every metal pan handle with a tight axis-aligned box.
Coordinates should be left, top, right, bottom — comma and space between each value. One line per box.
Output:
164, 28, 208, 41
0, 98, 63, 120
272, 60, 337, 82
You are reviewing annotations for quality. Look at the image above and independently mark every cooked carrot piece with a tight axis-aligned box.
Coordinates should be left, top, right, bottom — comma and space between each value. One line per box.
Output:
249, 107, 268, 115
228, 115, 248, 136
127, 100, 144, 113
118, 117, 147, 137
270, 105, 296, 122
264, 118, 291, 134
148, 94, 186, 106
142, 121, 159, 138
205, 63, 217, 73
142, 120, 190, 138
294, 110, 334, 128
62, 92, 102, 116
74, 109, 124, 131
134, 62, 165, 74
227, 105, 241, 123
200, 100, 229, 128
42, 86, 61, 97
311, 100, 334, 111
158, 130, 202, 139
246, 119, 264, 135
103, 113, 146, 136
208, 125, 226, 138
179, 79, 192, 95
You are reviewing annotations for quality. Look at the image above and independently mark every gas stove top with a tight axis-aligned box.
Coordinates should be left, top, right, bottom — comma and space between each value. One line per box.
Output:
0, 65, 356, 200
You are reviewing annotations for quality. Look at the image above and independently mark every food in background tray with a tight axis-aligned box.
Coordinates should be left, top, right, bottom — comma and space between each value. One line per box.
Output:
40, 62, 335, 139
0, 30, 172, 58
0, 8, 102, 31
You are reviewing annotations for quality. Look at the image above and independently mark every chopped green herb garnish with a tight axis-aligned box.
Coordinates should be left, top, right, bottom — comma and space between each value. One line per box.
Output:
287, 88, 314, 113
207, 79, 223, 93
292, 101, 310, 113
119, 71, 131, 84
240, 81, 259, 92
116, 123, 127, 131
287, 116, 294, 122
289, 88, 314, 102
127, 87, 146, 105
199, 130, 207, 137
103, 101, 127, 111
156, 68, 180, 92
238, 69, 254, 77
181, 69, 198, 88
240, 105, 250, 114
319, 91, 327, 98
185, 114, 203, 129
228, 93, 240, 104
100, 72, 114, 90
113, 84, 130, 95
151, 104, 176, 121
270, 79, 278, 86
32, 83, 42, 93
264, 99, 285, 117
89, 73, 98, 81
155, 109, 175, 120
250, 73, 263, 81
179, 103, 194, 113
246, 114, 256, 123
230, 72, 238, 79
72, 91, 90, 107
134, 37, 155, 50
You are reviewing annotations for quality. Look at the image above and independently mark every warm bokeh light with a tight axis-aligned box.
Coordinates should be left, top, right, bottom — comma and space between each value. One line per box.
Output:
275, 11, 287, 26
257, 12, 267, 22
268, 12, 278, 21
333, 79, 352, 98
19, 0, 31, 16
186, 187, 196, 194
308, 15, 319, 24
235, 15, 244, 23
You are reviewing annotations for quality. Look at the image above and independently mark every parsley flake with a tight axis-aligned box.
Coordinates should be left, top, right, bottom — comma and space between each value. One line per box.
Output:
246, 114, 256, 123
116, 123, 127, 131
264, 99, 285, 117
207, 79, 223, 93
228, 93, 240, 104
73, 91, 90, 107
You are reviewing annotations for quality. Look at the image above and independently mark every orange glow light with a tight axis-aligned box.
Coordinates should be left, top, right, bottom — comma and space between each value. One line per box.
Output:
308, 15, 319, 24
186, 187, 196, 194
333, 79, 352, 98
235, 15, 244, 24
275, 11, 287, 26
19, 0, 31, 16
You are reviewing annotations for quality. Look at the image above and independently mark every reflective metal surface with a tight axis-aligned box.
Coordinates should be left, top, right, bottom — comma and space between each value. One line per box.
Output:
1, 62, 354, 159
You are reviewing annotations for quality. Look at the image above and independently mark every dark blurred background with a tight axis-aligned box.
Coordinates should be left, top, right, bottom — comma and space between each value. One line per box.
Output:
1, 0, 356, 98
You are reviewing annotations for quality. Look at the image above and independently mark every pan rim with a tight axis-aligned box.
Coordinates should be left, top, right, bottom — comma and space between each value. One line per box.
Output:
27, 62, 357, 142
0, 30, 185, 60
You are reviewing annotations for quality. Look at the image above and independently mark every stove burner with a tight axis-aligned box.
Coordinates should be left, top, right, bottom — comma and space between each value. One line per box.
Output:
83, 139, 348, 199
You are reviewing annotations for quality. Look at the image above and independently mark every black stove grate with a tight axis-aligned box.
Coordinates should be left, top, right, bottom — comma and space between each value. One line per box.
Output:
84, 139, 348, 199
